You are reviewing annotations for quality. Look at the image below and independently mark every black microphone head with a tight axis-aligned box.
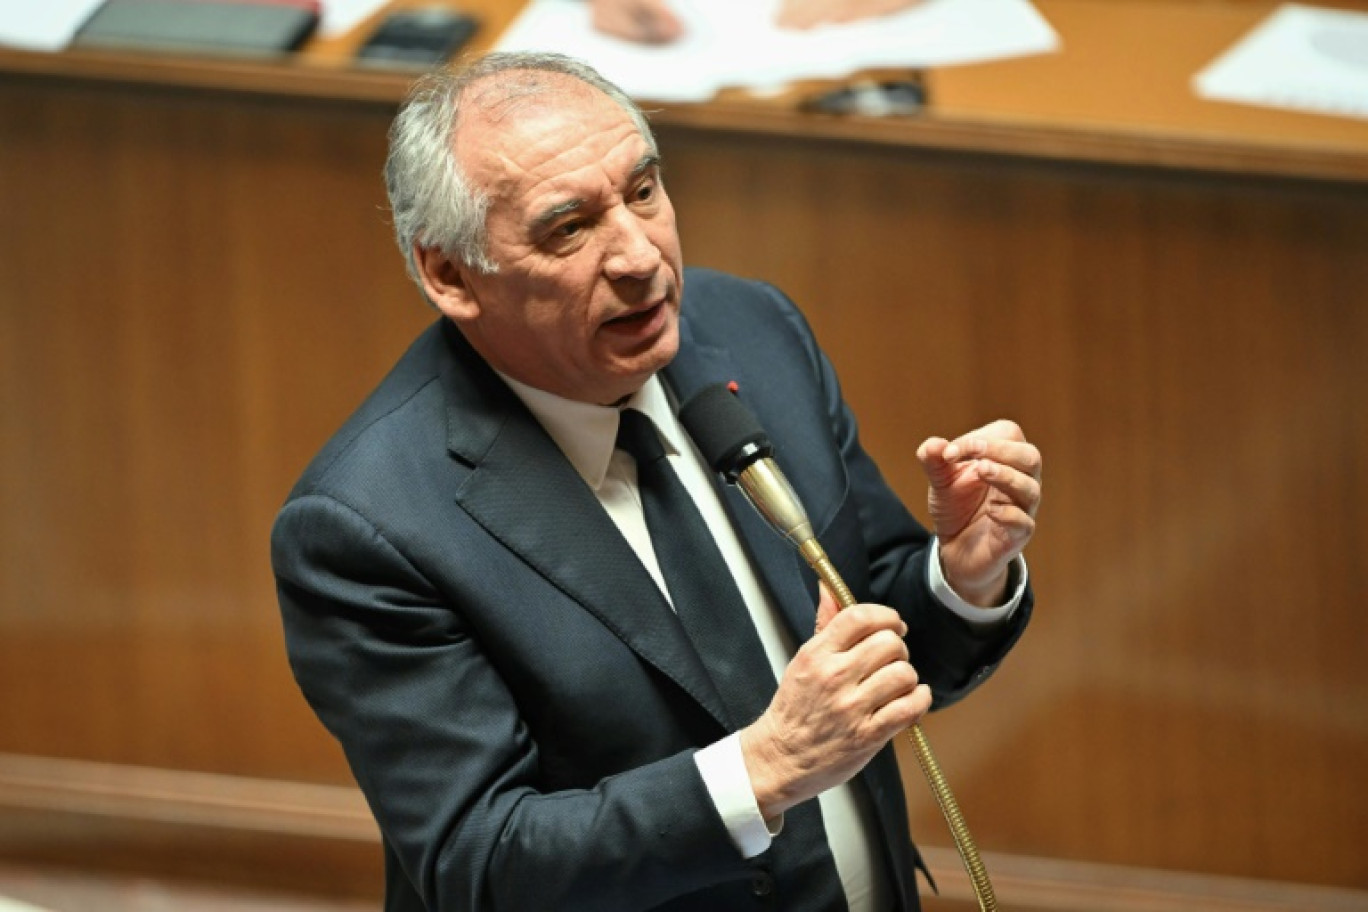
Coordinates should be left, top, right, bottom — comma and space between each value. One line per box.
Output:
678, 383, 773, 480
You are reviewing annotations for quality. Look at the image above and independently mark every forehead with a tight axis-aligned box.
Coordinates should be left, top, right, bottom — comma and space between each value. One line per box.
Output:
453, 74, 646, 208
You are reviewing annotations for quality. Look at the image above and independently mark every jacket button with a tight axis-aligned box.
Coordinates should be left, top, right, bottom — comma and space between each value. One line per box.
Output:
751, 870, 775, 897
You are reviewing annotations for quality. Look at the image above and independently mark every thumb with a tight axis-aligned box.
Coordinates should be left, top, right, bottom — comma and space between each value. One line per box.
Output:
814, 581, 840, 635
916, 436, 958, 490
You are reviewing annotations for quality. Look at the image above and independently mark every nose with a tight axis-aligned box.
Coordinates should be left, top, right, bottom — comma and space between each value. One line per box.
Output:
603, 208, 662, 281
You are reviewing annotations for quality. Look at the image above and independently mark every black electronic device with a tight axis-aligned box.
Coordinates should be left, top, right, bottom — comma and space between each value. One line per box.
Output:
801, 77, 928, 117
73, 0, 319, 58
356, 7, 478, 69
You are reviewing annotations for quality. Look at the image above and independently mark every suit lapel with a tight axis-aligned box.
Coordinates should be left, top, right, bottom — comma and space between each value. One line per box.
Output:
664, 324, 822, 646
437, 323, 732, 730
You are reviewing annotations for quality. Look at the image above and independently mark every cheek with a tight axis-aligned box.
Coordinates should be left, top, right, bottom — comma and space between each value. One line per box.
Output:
520, 279, 600, 344
651, 207, 683, 267
514, 259, 591, 312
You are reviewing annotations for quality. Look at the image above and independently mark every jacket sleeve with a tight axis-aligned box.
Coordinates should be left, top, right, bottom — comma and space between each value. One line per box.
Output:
272, 492, 749, 911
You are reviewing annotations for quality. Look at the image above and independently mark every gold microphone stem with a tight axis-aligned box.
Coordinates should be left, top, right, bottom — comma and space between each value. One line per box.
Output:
799, 537, 999, 912
732, 457, 998, 909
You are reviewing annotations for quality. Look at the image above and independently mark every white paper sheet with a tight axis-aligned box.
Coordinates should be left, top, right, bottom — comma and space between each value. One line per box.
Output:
496, 0, 1059, 102
0, 896, 53, 912
0, 0, 106, 51
319, 0, 393, 38
1194, 4, 1368, 122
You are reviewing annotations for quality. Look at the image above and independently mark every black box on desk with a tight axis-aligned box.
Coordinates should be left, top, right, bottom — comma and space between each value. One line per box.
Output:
73, 0, 319, 58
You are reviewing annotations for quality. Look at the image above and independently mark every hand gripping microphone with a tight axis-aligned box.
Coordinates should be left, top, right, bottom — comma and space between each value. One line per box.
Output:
678, 382, 1000, 912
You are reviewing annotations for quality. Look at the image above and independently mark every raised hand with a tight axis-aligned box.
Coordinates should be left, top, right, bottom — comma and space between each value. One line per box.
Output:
916, 420, 1042, 607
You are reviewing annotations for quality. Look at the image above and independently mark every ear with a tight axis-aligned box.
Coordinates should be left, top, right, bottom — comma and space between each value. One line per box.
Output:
413, 244, 480, 323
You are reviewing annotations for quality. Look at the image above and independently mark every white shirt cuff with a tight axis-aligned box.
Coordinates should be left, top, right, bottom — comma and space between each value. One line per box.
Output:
694, 733, 781, 859
928, 538, 1027, 628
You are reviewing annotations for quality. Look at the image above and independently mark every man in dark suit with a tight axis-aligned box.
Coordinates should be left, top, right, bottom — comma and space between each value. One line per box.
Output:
272, 52, 1041, 912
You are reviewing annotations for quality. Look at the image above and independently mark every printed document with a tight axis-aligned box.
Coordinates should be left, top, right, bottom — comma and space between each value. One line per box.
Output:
496, 0, 1059, 102
1194, 4, 1368, 121
0, 0, 105, 51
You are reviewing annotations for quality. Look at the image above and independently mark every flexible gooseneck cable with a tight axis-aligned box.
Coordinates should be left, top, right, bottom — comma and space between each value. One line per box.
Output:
676, 384, 999, 912
796, 537, 997, 912
746, 464, 999, 912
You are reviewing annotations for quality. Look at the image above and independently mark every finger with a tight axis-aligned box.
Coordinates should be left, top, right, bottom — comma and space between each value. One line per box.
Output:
975, 461, 1043, 516
868, 683, 933, 734
915, 435, 948, 464
848, 628, 911, 685
858, 657, 920, 709
975, 439, 1043, 481
915, 436, 960, 488
945, 437, 1041, 482
819, 602, 906, 653
814, 581, 840, 635
984, 502, 1038, 546
942, 419, 1026, 461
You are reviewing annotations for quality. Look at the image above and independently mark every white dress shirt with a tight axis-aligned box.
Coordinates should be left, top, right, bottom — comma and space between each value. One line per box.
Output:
500, 372, 1026, 912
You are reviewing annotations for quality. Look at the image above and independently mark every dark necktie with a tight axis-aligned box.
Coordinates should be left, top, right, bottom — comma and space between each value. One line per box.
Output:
615, 409, 848, 911
615, 408, 776, 728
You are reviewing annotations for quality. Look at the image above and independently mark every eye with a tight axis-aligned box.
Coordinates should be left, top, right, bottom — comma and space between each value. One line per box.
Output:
633, 181, 655, 203
554, 219, 585, 239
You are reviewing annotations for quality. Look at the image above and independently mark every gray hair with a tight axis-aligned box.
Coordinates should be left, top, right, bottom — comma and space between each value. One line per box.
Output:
384, 52, 658, 287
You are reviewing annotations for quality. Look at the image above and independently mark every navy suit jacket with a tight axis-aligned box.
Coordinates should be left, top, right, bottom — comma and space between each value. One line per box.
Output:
272, 268, 1030, 911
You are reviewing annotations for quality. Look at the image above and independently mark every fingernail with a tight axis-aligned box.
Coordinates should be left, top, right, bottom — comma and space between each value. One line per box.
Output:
943, 445, 959, 461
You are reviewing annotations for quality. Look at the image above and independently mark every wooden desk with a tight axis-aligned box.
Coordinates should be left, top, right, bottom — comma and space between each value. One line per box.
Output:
4, 0, 1367, 178
2, 1, 1366, 907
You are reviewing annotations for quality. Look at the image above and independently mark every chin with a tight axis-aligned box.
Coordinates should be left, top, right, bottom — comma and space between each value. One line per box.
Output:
606, 355, 676, 404
643, 324, 681, 374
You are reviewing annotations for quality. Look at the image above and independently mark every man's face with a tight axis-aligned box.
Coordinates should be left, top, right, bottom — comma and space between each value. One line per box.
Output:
434, 77, 684, 406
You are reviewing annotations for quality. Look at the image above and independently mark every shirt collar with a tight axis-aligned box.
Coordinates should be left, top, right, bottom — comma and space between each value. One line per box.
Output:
497, 372, 683, 491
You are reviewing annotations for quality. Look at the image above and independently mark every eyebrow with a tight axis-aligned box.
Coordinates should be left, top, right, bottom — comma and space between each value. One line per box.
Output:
530, 198, 585, 234
631, 153, 661, 178
528, 153, 661, 234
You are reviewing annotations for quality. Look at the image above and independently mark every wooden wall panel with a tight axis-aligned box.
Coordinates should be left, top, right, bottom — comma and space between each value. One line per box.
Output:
0, 79, 430, 782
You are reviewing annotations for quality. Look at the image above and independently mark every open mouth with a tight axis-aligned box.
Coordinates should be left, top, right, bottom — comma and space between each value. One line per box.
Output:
604, 300, 664, 328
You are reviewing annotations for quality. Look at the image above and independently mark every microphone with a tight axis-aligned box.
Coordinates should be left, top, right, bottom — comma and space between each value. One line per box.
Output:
677, 381, 1000, 912
678, 382, 857, 607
